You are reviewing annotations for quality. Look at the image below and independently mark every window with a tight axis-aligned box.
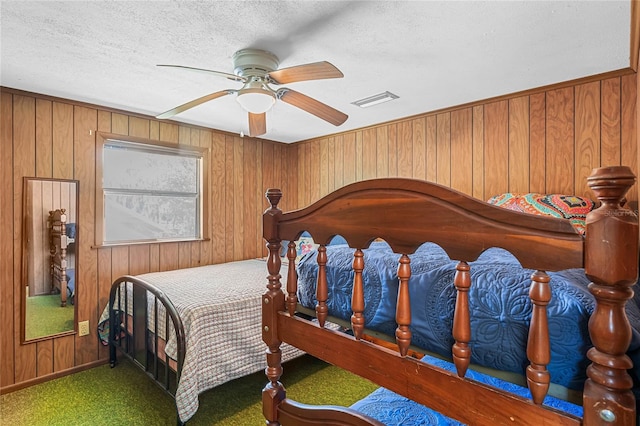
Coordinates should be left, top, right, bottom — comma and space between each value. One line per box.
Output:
96, 133, 209, 245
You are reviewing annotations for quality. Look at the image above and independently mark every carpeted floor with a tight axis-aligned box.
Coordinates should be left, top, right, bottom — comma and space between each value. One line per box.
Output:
25, 294, 74, 340
0, 354, 378, 425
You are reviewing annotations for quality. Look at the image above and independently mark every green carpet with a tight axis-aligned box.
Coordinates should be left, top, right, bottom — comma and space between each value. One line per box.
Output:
25, 294, 74, 340
0, 355, 378, 425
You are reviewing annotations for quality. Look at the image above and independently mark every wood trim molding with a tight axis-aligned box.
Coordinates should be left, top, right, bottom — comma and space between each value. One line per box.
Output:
631, 0, 640, 72
0, 359, 108, 395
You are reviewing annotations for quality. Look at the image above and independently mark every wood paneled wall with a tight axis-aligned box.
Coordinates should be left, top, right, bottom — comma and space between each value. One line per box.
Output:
0, 88, 294, 390
1, 71, 637, 391
291, 73, 638, 212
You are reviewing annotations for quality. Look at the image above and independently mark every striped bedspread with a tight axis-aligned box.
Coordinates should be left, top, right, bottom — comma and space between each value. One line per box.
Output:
99, 258, 304, 423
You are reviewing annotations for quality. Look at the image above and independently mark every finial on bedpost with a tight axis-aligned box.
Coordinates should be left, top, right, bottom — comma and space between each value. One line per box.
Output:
262, 188, 286, 426
266, 188, 282, 210
583, 166, 638, 425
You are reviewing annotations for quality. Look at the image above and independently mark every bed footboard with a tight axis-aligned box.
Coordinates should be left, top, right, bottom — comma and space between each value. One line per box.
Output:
108, 275, 186, 423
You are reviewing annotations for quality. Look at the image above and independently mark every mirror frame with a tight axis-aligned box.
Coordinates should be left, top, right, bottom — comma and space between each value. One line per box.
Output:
21, 177, 79, 343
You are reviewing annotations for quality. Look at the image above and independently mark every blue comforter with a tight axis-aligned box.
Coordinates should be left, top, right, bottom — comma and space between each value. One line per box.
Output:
297, 242, 640, 391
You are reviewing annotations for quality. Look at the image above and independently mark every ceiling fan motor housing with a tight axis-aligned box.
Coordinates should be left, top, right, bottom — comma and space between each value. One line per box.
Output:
233, 49, 279, 78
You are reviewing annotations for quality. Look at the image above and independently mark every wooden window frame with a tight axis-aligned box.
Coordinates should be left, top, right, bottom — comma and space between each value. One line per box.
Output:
95, 132, 210, 247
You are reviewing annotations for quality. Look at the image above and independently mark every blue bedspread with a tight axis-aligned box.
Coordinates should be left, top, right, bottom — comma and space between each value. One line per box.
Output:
350, 355, 582, 425
297, 242, 640, 391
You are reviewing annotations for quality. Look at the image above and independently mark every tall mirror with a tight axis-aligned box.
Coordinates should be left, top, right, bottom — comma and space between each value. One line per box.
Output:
22, 177, 78, 342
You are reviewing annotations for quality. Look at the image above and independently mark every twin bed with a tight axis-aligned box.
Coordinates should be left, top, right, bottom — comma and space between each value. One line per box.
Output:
261, 165, 639, 425
103, 165, 638, 425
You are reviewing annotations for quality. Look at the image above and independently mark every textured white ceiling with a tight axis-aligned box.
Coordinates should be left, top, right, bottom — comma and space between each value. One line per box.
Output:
0, 1, 632, 143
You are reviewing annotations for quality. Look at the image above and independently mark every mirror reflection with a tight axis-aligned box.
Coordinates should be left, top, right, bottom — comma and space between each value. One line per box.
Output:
22, 177, 78, 342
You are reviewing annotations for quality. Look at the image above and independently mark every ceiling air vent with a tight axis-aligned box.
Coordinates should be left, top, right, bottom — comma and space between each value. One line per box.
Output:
351, 91, 399, 108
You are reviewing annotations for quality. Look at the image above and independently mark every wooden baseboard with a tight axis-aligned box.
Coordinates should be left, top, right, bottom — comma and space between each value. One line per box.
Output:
0, 359, 108, 395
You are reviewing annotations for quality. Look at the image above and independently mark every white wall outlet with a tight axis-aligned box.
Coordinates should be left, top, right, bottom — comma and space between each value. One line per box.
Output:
78, 320, 90, 336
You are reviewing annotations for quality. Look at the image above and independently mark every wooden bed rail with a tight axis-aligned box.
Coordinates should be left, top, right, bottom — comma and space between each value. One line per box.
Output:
262, 165, 638, 425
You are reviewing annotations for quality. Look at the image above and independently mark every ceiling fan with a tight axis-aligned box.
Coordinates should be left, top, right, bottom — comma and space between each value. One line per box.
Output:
155, 48, 348, 137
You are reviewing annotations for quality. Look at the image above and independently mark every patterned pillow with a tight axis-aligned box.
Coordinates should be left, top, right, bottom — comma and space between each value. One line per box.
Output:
487, 193, 596, 235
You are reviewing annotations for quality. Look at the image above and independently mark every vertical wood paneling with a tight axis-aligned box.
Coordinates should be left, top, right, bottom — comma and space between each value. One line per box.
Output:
472, 106, 484, 199
601, 78, 621, 167
14, 95, 37, 383
362, 129, 377, 180
397, 121, 413, 178
436, 114, 452, 186
111, 113, 129, 136
343, 133, 356, 185
529, 93, 546, 194
284, 143, 298, 211
36, 340, 54, 376
575, 82, 601, 199
73, 106, 96, 365
129, 245, 150, 276
375, 129, 388, 178
484, 101, 509, 198
508, 97, 530, 193
178, 243, 191, 269
95, 110, 112, 361
35, 99, 53, 178
621, 73, 638, 203
129, 117, 150, 139
426, 116, 437, 183
327, 138, 336, 192
451, 109, 473, 195
387, 125, 398, 177
199, 130, 214, 265
53, 335, 74, 372
320, 138, 329, 195
243, 139, 257, 259
411, 118, 426, 180
256, 141, 265, 257
1, 93, 15, 387
233, 137, 244, 260
333, 135, 344, 188
224, 136, 235, 262
52, 103, 73, 180
546, 88, 575, 194
211, 133, 225, 264
159, 243, 179, 272
355, 132, 363, 182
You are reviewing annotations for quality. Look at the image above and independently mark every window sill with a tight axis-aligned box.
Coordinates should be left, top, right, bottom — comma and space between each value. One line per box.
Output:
91, 237, 211, 249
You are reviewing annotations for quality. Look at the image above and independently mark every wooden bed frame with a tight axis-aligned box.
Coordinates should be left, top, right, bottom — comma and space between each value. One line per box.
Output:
261, 165, 638, 425
48, 208, 71, 307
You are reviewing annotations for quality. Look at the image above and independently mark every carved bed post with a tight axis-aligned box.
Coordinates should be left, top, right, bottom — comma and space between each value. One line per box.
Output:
584, 166, 638, 425
262, 188, 286, 426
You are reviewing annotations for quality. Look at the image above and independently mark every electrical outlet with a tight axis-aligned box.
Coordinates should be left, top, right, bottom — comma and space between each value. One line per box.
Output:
78, 320, 90, 336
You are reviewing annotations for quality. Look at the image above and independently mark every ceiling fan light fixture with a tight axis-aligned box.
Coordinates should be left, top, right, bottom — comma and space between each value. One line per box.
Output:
236, 79, 276, 113
236, 90, 276, 113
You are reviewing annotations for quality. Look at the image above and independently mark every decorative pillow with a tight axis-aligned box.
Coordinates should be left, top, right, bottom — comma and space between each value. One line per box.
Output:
295, 236, 319, 262
487, 193, 596, 235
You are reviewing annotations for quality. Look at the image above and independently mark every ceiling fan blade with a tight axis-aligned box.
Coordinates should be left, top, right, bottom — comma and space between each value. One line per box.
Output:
278, 89, 348, 126
156, 90, 234, 119
267, 61, 343, 84
157, 64, 245, 82
248, 112, 267, 137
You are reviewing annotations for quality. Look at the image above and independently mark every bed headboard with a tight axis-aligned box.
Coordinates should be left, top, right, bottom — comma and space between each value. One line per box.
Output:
262, 165, 638, 425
